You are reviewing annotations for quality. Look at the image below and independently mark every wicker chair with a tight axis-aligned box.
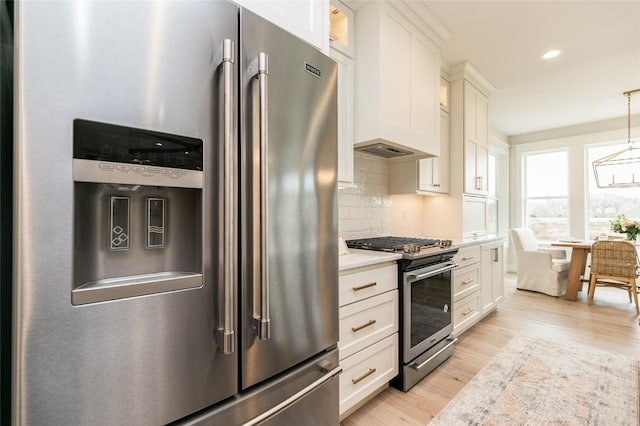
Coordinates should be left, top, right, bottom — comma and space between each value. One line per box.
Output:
587, 240, 639, 314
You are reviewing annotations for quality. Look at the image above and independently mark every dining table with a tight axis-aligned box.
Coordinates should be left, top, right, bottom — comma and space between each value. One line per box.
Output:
550, 240, 593, 301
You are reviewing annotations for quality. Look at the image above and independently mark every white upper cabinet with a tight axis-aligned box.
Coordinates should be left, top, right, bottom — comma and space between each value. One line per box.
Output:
354, 1, 441, 159
463, 81, 489, 195
236, 0, 329, 53
449, 62, 494, 197
332, 47, 355, 186
330, 0, 355, 187
329, 0, 354, 57
389, 109, 449, 195
419, 109, 450, 193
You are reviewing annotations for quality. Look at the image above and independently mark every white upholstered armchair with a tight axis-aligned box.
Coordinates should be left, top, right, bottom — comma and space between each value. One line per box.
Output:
510, 228, 571, 296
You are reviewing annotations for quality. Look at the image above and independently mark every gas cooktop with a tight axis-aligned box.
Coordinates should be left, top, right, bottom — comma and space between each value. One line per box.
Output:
345, 236, 455, 259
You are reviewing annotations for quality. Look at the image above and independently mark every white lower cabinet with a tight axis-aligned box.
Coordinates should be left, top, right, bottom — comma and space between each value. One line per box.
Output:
481, 240, 505, 313
452, 239, 505, 336
339, 290, 398, 359
339, 333, 398, 417
453, 290, 480, 334
338, 261, 398, 419
339, 264, 396, 307
452, 245, 481, 336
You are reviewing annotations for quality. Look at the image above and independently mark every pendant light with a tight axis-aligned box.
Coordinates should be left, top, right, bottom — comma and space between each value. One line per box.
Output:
592, 89, 640, 188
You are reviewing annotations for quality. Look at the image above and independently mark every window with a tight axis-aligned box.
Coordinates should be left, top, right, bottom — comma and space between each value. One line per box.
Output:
523, 150, 568, 241
587, 143, 640, 239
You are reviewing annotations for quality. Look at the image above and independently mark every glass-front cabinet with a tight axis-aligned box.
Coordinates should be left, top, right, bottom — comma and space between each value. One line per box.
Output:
330, 0, 355, 187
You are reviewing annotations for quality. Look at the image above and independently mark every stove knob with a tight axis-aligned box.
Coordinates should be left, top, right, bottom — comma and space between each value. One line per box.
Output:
403, 244, 418, 254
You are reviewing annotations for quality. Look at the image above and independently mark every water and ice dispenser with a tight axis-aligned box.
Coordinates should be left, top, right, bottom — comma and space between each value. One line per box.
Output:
72, 119, 203, 305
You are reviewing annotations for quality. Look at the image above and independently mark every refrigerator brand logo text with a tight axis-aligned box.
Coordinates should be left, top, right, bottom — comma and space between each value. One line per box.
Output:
304, 63, 321, 78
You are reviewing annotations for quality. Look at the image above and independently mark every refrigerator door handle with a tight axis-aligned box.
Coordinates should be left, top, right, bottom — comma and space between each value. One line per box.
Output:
244, 365, 342, 426
215, 38, 236, 355
252, 52, 271, 340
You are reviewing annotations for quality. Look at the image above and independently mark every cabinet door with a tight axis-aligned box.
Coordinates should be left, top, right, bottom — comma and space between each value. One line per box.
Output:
418, 110, 449, 193
381, 11, 412, 131
436, 110, 450, 192
463, 81, 487, 147
476, 90, 489, 147
331, 48, 354, 186
355, 1, 440, 157
464, 141, 489, 195
463, 195, 488, 237
464, 140, 478, 193
463, 81, 489, 196
481, 243, 504, 313
329, 0, 354, 57
236, 0, 329, 52
418, 158, 435, 190
411, 34, 440, 156
492, 245, 504, 305
481, 245, 493, 312
477, 143, 488, 193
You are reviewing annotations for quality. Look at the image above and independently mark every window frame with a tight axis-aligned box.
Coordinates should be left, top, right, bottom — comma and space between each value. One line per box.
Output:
521, 149, 570, 241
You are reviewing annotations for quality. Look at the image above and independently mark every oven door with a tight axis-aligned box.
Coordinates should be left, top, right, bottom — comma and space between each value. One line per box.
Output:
402, 261, 456, 363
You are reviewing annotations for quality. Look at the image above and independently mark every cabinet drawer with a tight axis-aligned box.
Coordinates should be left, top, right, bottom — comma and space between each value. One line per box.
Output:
339, 264, 397, 307
453, 265, 480, 301
454, 245, 481, 269
339, 290, 398, 360
339, 333, 398, 416
453, 291, 480, 334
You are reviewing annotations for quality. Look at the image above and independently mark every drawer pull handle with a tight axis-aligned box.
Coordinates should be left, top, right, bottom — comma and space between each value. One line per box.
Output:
462, 308, 473, 316
351, 367, 376, 384
351, 319, 376, 332
352, 282, 377, 291
461, 256, 475, 261
462, 278, 474, 285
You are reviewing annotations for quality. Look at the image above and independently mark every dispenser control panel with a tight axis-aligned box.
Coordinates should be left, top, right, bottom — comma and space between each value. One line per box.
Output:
73, 119, 204, 188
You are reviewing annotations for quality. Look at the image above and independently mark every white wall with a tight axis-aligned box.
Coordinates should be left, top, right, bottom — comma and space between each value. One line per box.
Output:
338, 152, 444, 239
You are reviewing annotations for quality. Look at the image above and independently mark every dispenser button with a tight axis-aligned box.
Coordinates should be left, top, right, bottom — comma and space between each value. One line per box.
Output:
109, 196, 130, 251
116, 164, 130, 172
99, 163, 115, 171
146, 198, 165, 249
147, 167, 160, 174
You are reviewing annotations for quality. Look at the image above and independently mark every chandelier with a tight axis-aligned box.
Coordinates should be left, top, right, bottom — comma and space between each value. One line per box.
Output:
592, 88, 640, 188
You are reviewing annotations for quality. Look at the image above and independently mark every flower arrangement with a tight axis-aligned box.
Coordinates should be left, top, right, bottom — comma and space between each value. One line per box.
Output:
610, 214, 640, 241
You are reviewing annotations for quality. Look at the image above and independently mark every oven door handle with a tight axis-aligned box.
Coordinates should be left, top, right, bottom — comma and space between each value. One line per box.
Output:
409, 337, 458, 370
409, 263, 458, 281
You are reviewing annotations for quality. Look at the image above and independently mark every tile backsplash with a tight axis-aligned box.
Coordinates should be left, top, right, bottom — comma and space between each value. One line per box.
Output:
338, 152, 426, 240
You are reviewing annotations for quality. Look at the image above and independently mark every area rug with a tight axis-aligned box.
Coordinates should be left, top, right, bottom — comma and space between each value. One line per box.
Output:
430, 334, 639, 425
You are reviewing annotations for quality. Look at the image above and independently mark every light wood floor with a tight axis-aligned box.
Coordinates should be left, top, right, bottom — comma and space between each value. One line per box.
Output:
341, 273, 640, 425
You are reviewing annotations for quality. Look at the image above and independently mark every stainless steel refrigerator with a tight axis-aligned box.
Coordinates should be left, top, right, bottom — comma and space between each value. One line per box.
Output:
6, 1, 339, 424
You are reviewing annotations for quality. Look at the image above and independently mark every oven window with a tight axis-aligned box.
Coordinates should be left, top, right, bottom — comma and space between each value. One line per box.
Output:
410, 270, 452, 348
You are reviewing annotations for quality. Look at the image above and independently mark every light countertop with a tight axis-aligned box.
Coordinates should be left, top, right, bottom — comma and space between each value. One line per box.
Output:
455, 234, 505, 248
338, 235, 506, 272
338, 249, 402, 272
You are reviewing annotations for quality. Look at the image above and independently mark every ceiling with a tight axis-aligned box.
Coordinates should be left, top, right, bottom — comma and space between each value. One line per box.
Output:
422, 1, 640, 138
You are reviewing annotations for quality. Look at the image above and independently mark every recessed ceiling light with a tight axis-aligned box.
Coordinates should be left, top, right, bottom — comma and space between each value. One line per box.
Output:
542, 49, 562, 60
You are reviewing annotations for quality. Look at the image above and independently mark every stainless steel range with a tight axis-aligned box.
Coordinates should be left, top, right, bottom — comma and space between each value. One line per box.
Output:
346, 236, 459, 391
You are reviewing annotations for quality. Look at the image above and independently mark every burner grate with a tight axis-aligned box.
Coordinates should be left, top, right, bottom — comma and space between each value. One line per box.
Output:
345, 236, 444, 253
